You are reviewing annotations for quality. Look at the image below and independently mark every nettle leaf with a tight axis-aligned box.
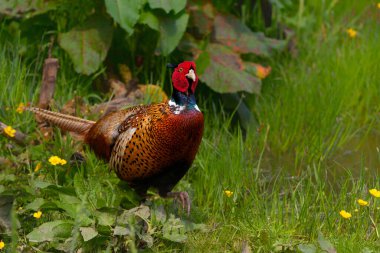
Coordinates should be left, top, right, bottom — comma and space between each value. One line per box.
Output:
162, 214, 187, 243
148, 0, 186, 14
95, 210, 116, 226
298, 244, 317, 253
27, 220, 73, 242
142, 11, 189, 56
214, 14, 286, 56
113, 225, 130, 236
25, 198, 45, 211
318, 232, 337, 253
33, 180, 53, 189
105, 0, 144, 35
80, 227, 98, 242
117, 205, 150, 224
56, 194, 93, 226
198, 44, 261, 94
58, 15, 113, 75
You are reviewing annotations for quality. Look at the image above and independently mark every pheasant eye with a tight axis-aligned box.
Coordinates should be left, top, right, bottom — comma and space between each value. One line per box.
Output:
178, 67, 183, 72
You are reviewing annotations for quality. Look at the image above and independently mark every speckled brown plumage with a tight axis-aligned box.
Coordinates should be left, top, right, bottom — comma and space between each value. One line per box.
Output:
28, 61, 204, 214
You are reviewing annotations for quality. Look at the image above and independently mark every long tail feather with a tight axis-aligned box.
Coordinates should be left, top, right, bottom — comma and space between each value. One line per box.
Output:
27, 107, 95, 135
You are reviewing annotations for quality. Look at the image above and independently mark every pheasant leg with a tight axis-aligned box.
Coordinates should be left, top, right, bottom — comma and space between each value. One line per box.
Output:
166, 191, 191, 216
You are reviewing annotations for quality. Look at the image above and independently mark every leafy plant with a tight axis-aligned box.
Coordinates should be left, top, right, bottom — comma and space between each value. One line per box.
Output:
0, 0, 286, 96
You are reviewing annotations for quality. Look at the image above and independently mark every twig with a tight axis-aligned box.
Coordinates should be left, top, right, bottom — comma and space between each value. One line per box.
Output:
37, 38, 59, 110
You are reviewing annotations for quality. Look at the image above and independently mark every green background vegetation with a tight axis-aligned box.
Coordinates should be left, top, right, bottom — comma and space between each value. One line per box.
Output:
1, 0, 380, 252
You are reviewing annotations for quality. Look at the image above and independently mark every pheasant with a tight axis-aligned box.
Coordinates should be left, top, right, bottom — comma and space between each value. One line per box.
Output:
27, 61, 204, 214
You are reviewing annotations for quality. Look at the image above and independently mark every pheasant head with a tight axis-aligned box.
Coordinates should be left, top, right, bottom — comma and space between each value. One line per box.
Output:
171, 61, 198, 95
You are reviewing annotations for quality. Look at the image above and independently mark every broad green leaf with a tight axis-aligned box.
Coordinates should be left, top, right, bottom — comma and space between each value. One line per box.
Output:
140, 11, 160, 31
162, 215, 187, 243
194, 50, 210, 76
156, 13, 189, 56
140, 11, 189, 55
105, 0, 144, 35
114, 225, 130, 236
148, 0, 186, 14
74, 173, 87, 201
58, 15, 113, 75
32, 180, 53, 189
152, 205, 167, 223
298, 244, 317, 253
27, 220, 73, 242
95, 211, 116, 226
198, 44, 261, 94
117, 205, 150, 224
55, 194, 93, 226
318, 232, 337, 253
80, 226, 98, 241
0, 174, 15, 182
25, 198, 45, 211
214, 14, 286, 56
0, 185, 4, 193
134, 205, 150, 220
140, 234, 154, 248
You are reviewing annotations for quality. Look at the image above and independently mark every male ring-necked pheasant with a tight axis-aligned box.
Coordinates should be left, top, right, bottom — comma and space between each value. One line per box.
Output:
27, 61, 204, 214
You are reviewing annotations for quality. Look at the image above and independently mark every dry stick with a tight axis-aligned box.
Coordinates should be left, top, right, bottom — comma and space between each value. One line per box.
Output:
37, 36, 59, 112
0, 121, 27, 145
36, 36, 59, 136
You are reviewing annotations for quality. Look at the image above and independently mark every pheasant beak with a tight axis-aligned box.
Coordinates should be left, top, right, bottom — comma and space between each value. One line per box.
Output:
185, 69, 196, 82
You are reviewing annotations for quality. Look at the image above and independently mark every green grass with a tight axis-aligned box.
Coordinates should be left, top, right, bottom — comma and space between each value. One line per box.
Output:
1, 1, 380, 252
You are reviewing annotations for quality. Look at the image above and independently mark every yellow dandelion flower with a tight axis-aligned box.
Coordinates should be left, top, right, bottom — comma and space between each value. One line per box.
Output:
339, 210, 352, 219
0, 240, 4, 250
48, 156, 66, 166
369, 188, 380, 198
16, 102, 25, 114
59, 159, 67, 165
377, 3, 380, 9
33, 210, 42, 219
224, 190, 233, 198
3, 126, 16, 137
346, 28, 357, 38
357, 199, 369, 206
34, 162, 42, 172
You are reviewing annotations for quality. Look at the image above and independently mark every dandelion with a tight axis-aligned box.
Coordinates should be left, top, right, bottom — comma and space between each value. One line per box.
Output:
224, 190, 233, 198
16, 102, 25, 113
357, 199, 369, 206
0, 240, 4, 250
33, 210, 42, 219
48, 156, 67, 166
34, 162, 42, 172
377, 3, 380, 9
346, 28, 357, 38
369, 188, 380, 198
3, 126, 16, 137
339, 210, 352, 219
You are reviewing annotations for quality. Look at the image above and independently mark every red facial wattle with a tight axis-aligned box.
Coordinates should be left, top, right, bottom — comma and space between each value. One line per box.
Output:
172, 61, 198, 94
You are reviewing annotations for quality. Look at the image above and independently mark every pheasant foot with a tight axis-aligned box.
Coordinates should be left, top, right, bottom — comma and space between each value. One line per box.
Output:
166, 191, 190, 216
